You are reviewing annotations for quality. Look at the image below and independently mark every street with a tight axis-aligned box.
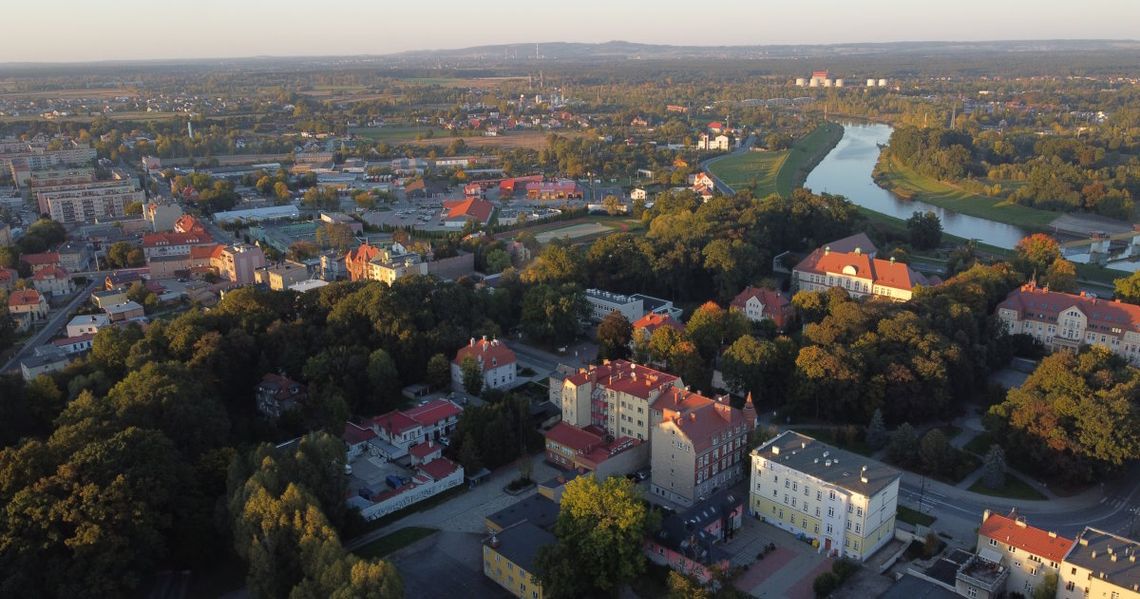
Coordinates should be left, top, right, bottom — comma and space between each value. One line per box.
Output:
1, 279, 98, 374
700, 133, 757, 195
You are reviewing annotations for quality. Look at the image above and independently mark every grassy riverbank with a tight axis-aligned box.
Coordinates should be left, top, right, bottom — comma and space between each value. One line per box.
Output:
874, 155, 1058, 230
708, 122, 844, 198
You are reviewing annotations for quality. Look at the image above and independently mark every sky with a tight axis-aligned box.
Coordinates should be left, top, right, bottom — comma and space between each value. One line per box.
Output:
3, 0, 1139, 62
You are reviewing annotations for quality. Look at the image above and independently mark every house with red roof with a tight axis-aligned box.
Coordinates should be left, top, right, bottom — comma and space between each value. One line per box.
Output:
525, 180, 581, 200
792, 236, 937, 302
442, 198, 495, 227
0, 268, 18, 293
255, 373, 307, 420
730, 286, 794, 331
976, 510, 1073, 596
631, 312, 685, 337
31, 266, 73, 297
347, 398, 464, 461
649, 389, 756, 506
543, 421, 648, 479
19, 251, 60, 274
996, 281, 1140, 366
452, 336, 517, 392
8, 289, 48, 332
173, 214, 207, 235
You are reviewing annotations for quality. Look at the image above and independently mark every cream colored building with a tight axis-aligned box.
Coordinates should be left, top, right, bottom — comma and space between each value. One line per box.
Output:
975, 510, 1073, 597
254, 260, 310, 291
1058, 528, 1140, 599
483, 522, 552, 599
792, 241, 935, 303
997, 282, 1140, 366
750, 431, 900, 561
557, 359, 682, 442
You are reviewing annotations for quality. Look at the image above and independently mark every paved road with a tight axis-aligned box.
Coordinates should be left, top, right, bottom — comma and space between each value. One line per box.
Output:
700, 133, 757, 195
1, 279, 98, 374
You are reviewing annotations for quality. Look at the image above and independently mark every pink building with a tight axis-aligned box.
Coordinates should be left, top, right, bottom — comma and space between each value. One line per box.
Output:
644, 488, 743, 583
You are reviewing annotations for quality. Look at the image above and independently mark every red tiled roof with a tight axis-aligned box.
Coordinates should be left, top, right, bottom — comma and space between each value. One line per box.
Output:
454, 338, 516, 368
20, 252, 59, 266
8, 289, 44, 306
372, 410, 421, 436
998, 282, 1140, 334
418, 456, 460, 481
564, 360, 679, 400
0, 268, 16, 284
659, 393, 750, 453
258, 373, 306, 402
443, 198, 494, 223
545, 422, 604, 453
408, 441, 443, 459
32, 266, 69, 280
632, 312, 685, 334
794, 247, 933, 292
729, 286, 792, 328
174, 214, 206, 234
190, 244, 220, 260
979, 511, 1073, 563
343, 422, 377, 444
403, 399, 463, 427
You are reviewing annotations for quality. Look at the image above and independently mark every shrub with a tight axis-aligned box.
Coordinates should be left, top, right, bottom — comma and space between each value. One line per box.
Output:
831, 558, 860, 582
813, 572, 840, 598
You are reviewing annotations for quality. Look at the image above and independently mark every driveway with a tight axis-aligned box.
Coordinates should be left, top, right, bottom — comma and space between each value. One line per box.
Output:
388, 531, 509, 599
729, 519, 831, 599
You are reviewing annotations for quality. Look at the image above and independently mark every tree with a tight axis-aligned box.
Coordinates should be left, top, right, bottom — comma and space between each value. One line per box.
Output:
1044, 257, 1077, 293
906, 211, 943, 250
987, 347, 1140, 482
865, 409, 887, 450
602, 194, 622, 215
667, 570, 712, 599
535, 476, 655, 598
720, 335, 795, 403
460, 356, 483, 396
273, 181, 291, 203
106, 241, 144, 268
316, 223, 356, 252
484, 248, 511, 274
425, 353, 451, 390
887, 423, 919, 467
521, 242, 586, 286
982, 444, 1007, 489
366, 348, 401, 413
1015, 233, 1061, 274
596, 311, 632, 360
686, 301, 748, 363
919, 429, 951, 475
1115, 271, 1140, 304
520, 284, 587, 345
1033, 572, 1058, 599
813, 572, 839, 598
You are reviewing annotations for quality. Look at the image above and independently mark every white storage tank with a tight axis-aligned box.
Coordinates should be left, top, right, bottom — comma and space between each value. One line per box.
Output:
867, 79, 877, 87
878, 78, 888, 87
809, 79, 819, 87
823, 79, 833, 87
835, 79, 845, 87
795, 78, 807, 87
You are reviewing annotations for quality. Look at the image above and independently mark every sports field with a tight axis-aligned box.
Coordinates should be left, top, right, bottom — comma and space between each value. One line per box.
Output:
535, 222, 615, 243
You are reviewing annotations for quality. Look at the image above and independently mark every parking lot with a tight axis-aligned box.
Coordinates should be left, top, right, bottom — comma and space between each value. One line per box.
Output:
348, 454, 415, 496
727, 518, 833, 598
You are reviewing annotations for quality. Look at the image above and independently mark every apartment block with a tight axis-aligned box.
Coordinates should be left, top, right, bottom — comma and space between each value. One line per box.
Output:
649, 389, 755, 506
254, 260, 310, 291
210, 243, 267, 284
1058, 528, 1140, 599
583, 288, 683, 323
35, 181, 144, 225
976, 509, 1073, 597
556, 360, 681, 441
996, 281, 1140, 366
345, 242, 429, 284
750, 431, 901, 561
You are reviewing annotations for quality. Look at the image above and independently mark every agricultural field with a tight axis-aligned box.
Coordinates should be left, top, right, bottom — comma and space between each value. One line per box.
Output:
707, 149, 788, 198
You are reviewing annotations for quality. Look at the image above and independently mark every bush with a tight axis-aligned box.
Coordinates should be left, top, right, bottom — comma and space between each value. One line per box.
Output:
831, 558, 860, 582
813, 572, 839, 598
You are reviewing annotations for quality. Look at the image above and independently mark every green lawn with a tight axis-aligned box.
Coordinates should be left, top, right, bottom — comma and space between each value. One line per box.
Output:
968, 474, 1048, 501
963, 431, 996, 456
897, 505, 936, 527
349, 126, 449, 143
775, 121, 845, 197
353, 527, 439, 559
708, 150, 789, 198
877, 156, 1058, 230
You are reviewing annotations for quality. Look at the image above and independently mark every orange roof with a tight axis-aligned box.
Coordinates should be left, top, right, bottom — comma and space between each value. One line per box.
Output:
794, 247, 934, 292
418, 456, 460, 481
190, 244, 220, 260
403, 399, 463, 426
443, 198, 494, 223
454, 337, 516, 368
142, 231, 213, 247
8, 289, 44, 306
632, 312, 685, 334
32, 266, 69, 280
565, 360, 679, 400
174, 214, 207, 234
0, 268, 16, 284
545, 422, 604, 453
658, 391, 752, 453
729, 286, 792, 327
979, 511, 1073, 563
20, 252, 59, 266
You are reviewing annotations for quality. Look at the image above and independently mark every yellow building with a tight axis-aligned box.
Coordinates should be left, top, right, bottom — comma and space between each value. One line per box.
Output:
1058, 527, 1140, 599
750, 431, 901, 561
483, 521, 554, 599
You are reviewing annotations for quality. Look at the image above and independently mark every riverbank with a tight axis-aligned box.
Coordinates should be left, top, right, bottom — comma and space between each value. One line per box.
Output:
873, 154, 1057, 230
706, 122, 843, 198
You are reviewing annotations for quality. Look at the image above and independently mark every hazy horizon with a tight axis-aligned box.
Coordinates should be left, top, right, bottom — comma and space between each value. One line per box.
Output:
3, 0, 1140, 63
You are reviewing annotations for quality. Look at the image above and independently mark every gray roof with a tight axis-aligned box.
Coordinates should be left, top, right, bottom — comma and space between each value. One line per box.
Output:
753, 431, 901, 498
878, 574, 960, 599
486, 494, 559, 532
485, 521, 555, 572
824, 232, 879, 256
1065, 528, 1140, 592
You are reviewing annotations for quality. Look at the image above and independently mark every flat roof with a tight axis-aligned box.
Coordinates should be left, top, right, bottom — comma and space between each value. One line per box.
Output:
753, 430, 901, 498
1065, 528, 1140, 591
486, 494, 559, 532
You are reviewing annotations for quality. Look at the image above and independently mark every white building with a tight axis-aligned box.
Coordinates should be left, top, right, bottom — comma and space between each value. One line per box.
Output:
584, 289, 683, 323
452, 337, 518, 392
750, 431, 900, 561
66, 313, 111, 337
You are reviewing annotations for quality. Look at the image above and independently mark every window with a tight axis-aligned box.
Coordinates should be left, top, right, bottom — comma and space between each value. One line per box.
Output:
826, 524, 833, 534
829, 490, 836, 500
785, 480, 790, 489
817, 491, 822, 501
966, 587, 978, 599
989, 539, 998, 547
1008, 545, 1016, 553
828, 507, 835, 517
855, 524, 860, 533
856, 507, 863, 517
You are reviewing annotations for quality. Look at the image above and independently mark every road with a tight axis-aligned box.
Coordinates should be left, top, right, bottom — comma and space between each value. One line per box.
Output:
1, 278, 99, 374
700, 133, 757, 196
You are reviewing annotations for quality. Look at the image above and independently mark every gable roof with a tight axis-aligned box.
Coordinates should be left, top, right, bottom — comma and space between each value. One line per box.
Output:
372, 410, 421, 436
417, 456, 460, 481
454, 337, 516, 368
822, 232, 878, 256
730, 286, 791, 314
443, 198, 494, 223
979, 511, 1073, 564
544, 421, 604, 452
19, 252, 59, 266
8, 289, 44, 306
632, 312, 685, 334
143, 231, 213, 247
656, 390, 752, 453
32, 266, 70, 281
998, 282, 1140, 335
403, 398, 463, 426
565, 360, 679, 400
342, 422, 377, 445
794, 247, 933, 292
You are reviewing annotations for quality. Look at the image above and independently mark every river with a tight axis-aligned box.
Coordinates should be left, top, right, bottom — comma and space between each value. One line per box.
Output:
803, 122, 1029, 249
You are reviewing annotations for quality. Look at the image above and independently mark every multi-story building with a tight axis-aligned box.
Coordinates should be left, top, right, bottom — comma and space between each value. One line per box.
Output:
31, 267, 73, 297
730, 286, 794, 331
750, 431, 901, 561
20, 252, 61, 274
345, 242, 429, 284
8, 289, 49, 332
557, 360, 682, 442
0, 224, 10, 248
144, 202, 183, 232
1058, 528, 1140, 599
66, 314, 111, 337
650, 389, 755, 506
56, 241, 92, 272
24, 167, 95, 189
359, 398, 464, 460
142, 231, 215, 260
0, 268, 18, 292
584, 288, 683, 324
254, 260, 310, 291
976, 509, 1073, 597
792, 238, 937, 302
644, 488, 742, 583
210, 244, 267, 285
452, 336, 518, 392
6, 145, 97, 185
996, 281, 1140, 366
34, 180, 144, 225
483, 522, 553, 599
542, 421, 647, 479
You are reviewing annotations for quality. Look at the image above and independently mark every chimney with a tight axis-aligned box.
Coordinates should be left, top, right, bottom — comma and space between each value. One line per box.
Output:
825, 459, 832, 467
488, 534, 500, 548
1016, 520, 1027, 528
824, 246, 830, 255
1048, 531, 1057, 538
469, 337, 475, 347
854, 247, 861, 255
